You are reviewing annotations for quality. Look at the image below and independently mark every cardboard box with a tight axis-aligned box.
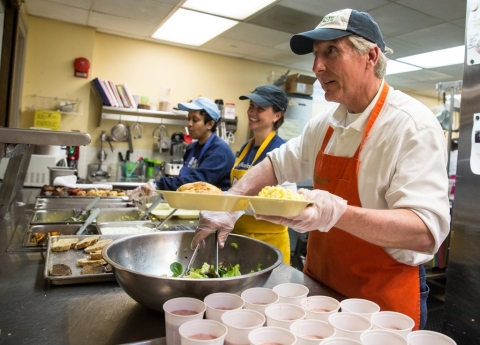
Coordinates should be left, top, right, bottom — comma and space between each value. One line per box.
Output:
285, 73, 316, 96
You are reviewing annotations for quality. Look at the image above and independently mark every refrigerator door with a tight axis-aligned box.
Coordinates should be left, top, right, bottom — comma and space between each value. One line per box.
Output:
278, 95, 313, 141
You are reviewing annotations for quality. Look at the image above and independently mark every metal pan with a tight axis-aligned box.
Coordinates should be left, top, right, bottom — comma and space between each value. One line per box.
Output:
23, 224, 99, 248
111, 116, 128, 141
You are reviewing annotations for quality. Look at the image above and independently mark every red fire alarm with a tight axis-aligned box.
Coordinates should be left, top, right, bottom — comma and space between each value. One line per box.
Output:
74, 57, 90, 78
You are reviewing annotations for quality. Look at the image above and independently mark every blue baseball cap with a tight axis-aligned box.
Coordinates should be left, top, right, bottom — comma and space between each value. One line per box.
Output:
178, 97, 220, 122
290, 8, 386, 55
239, 84, 288, 112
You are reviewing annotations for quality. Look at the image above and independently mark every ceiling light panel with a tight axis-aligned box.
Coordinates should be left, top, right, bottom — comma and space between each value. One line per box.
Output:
397, 45, 465, 68
386, 60, 422, 75
182, 0, 277, 20
152, 8, 238, 46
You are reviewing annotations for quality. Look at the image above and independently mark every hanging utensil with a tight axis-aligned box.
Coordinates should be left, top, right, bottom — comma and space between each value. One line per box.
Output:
180, 243, 200, 278
126, 125, 134, 154
140, 195, 165, 221
153, 122, 168, 151
68, 196, 101, 221
76, 208, 101, 235
132, 117, 144, 139
111, 115, 128, 141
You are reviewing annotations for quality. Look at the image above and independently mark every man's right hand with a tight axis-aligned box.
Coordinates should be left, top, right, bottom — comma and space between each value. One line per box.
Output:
191, 210, 244, 249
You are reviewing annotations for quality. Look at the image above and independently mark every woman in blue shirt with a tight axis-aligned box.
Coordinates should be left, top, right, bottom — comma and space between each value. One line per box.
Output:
131, 97, 235, 195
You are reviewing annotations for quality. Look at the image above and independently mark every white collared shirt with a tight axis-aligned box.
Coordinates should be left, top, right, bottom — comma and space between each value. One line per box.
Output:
268, 81, 451, 265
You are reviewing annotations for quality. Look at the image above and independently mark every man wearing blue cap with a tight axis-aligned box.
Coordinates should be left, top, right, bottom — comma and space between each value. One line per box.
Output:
192, 9, 450, 330
131, 96, 235, 192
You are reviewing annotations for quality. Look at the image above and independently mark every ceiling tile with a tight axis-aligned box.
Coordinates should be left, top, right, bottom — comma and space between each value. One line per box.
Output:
218, 23, 293, 48
24, 0, 89, 25
394, 23, 466, 56
396, 0, 467, 22
91, 0, 174, 23
88, 11, 159, 36
369, 3, 444, 37
279, 0, 390, 17
33, 0, 93, 10
247, 5, 322, 34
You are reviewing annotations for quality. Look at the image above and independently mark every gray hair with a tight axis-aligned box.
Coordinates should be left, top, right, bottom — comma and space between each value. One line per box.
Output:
348, 35, 393, 78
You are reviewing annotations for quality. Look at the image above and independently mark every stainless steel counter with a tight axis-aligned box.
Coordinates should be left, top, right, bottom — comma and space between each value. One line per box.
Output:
0, 187, 345, 345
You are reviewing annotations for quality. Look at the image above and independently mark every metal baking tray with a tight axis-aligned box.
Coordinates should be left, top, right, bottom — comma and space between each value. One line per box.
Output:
44, 234, 127, 285
23, 224, 99, 248
35, 197, 131, 210
31, 209, 89, 224
95, 208, 150, 223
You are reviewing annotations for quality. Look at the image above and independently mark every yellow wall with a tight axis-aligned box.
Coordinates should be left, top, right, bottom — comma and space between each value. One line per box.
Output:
21, 16, 439, 155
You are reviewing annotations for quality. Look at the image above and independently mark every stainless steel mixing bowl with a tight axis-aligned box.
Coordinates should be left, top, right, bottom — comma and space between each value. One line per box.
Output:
102, 231, 282, 312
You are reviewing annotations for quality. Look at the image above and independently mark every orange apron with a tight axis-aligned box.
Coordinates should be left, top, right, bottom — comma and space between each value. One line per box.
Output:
230, 132, 290, 264
304, 82, 420, 329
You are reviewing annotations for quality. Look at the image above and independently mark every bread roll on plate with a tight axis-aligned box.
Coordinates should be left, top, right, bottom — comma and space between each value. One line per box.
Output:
176, 182, 222, 195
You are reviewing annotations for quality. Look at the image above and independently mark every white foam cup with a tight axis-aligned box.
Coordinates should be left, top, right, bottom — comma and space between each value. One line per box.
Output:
300, 295, 340, 322
360, 329, 408, 345
370, 311, 414, 338
163, 297, 206, 345
178, 319, 227, 345
318, 338, 362, 345
221, 309, 265, 345
204, 292, 245, 322
241, 287, 279, 317
407, 330, 457, 345
273, 283, 309, 305
248, 326, 297, 345
339, 298, 380, 320
327, 312, 372, 341
289, 319, 336, 345
265, 302, 306, 329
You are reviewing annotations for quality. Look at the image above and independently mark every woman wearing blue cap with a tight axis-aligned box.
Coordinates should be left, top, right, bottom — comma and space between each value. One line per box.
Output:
230, 84, 295, 264
130, 97, 235, 194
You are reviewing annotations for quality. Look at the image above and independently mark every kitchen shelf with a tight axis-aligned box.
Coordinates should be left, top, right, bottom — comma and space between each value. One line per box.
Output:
98, 106, 188, 127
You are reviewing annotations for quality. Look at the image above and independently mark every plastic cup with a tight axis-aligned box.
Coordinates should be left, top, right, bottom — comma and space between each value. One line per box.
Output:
163, 297, 206, 345
407, 330, 457, 345
327, 312, 372, 341
241, 287, 279, 317
265, 302, 307, 329
300, 295, 340, 322
339, 298, 380, 320
370, 311, 414, 338
289, 319, 336, 345
221, 309, 265, 345
178, 319, 227, 345
204, 292, 245, 322
248, 326, 297, 345
360, 329, 408, 345
273, 283, 309, 305
319, 338, 362, 345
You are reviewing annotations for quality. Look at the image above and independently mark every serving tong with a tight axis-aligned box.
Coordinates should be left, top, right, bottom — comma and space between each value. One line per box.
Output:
179, 231, 220, 278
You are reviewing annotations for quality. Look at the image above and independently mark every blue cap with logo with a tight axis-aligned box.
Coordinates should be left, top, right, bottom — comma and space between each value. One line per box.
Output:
290, 8, 386, 55
178, 97, 220, 122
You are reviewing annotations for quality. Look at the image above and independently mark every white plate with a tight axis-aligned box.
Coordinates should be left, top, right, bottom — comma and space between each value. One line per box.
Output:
158, 191, 250, 212
147, 202, 200, 219
248, 196, 312, 218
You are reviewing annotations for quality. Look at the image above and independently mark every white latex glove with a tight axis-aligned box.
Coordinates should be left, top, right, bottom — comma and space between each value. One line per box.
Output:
255, 188, 348, 233
126, 180, 156, 201
191, 210, 244, 249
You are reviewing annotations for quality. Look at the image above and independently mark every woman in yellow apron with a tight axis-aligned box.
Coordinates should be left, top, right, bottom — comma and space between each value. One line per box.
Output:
231, 84, 295, 264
